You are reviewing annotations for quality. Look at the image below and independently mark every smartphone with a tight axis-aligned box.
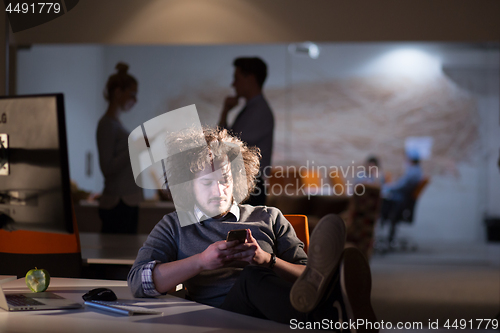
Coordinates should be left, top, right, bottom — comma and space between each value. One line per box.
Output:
226, 229, 247, 243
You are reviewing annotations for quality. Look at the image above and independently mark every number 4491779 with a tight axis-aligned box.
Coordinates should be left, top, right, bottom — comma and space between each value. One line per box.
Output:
5, 2, 61, 14
444, 319, 498, 330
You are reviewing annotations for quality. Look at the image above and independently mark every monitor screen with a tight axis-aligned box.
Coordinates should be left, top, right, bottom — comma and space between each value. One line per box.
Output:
0, 94, 73, 234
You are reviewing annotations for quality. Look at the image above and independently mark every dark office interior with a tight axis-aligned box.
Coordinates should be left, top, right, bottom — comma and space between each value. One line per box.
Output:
0, 1, 499, 331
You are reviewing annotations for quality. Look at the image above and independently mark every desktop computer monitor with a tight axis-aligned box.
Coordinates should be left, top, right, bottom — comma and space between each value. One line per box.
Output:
0, 94, 73, 234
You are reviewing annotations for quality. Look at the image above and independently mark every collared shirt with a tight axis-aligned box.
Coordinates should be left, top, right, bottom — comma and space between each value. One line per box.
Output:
194, 203, 240, 223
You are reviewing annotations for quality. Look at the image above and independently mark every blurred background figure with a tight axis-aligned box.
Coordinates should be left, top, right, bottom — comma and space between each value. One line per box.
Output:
498, 148, 500, 172
219, 57, 274, 206
379, 150, 423, 245
96, 62, 143, 234
355, 155, 385, 186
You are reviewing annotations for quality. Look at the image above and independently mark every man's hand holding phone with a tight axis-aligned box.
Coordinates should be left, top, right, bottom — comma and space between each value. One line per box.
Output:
225, 229, 272, 266
198, 238, 241, 271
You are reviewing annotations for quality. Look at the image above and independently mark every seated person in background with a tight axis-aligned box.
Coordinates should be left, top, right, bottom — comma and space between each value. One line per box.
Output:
355, 155, 385, 186
128, 127, 377, 330
380, 150, 423, 244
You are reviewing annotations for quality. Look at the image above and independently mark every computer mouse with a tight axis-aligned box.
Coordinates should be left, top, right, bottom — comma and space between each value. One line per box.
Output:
82, 288, 118, 301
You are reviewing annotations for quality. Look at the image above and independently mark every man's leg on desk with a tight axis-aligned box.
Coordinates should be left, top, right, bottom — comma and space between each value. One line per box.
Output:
220, 215, 378, 332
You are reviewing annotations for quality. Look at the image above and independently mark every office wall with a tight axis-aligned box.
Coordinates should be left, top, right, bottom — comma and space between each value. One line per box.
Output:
17, 43, 500, 243
17, 45, 106, 193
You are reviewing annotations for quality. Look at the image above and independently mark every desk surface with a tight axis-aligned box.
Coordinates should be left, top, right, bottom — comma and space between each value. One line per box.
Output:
75, 201, 176, 234
80, 232, 147, 265
0, 277, 296, 333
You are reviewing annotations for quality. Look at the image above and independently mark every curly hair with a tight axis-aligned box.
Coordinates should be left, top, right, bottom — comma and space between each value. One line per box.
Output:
163, 127, 261, 211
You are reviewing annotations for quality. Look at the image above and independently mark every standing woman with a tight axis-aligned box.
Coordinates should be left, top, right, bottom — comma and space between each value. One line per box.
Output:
96, 62, 143, 234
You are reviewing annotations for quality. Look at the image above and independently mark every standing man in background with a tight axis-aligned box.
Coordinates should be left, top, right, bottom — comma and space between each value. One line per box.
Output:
219, 57, 274, 206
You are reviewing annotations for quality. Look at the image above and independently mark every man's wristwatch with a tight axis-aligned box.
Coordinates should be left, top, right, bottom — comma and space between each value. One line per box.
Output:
268, 253, 277, 269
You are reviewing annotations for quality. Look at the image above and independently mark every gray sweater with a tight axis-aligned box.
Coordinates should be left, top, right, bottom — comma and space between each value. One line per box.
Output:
127, 204, 307, 307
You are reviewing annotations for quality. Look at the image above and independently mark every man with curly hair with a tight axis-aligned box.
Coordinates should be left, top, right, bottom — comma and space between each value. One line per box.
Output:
128, 127, 377, 331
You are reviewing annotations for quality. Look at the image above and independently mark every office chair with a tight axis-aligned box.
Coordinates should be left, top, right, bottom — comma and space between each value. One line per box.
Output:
376, 177, 429, 253
284, 214, 310, 254
0, 211, 82, 278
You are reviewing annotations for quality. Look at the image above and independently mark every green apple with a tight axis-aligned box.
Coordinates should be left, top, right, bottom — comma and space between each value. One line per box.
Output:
25, 268, 50, 293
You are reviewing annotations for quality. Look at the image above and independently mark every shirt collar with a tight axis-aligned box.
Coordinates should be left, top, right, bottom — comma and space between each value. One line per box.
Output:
194, 203, 240, 223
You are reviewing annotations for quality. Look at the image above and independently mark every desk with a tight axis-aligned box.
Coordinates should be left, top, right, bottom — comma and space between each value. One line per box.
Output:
79, 233, 147, 280
79, 235, 182, 294
0, 276, 17, 284
0, 277, 297, 333
80, 233, 147, 265
75, 201, 175, 234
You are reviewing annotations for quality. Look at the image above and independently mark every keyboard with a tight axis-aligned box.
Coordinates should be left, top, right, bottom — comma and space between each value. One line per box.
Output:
6, 294, 44, 306
84, 300, 163, 316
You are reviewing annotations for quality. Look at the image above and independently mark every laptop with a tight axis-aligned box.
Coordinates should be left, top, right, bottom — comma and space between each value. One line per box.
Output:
0, 279, 82, 311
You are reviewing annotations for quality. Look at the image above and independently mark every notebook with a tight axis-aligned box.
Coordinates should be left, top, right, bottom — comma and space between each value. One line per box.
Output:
0, 280, 82, 311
